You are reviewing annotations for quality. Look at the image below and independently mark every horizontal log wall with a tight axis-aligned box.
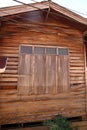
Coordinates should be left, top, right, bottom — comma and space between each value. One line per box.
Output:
0, 26, 85, 90
1, 121, 87, 130
0, 47, 18, 89
0, 10, 86, 124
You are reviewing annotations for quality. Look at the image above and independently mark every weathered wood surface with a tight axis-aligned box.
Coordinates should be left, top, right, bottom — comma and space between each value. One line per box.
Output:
1, 121, 87, 130
18, 53, 69, 95
13, 127, 48, 130
0, 10, 86, 125
72, 120, 87, 130
51, 2, 87, 25
0, 1, 49, 17
0, 1, 87, 26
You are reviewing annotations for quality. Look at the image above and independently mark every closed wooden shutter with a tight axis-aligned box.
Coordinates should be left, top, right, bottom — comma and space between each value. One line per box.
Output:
57, 55, 69, 93
33, 55, 46, 94
46, 55, 57, 94
18, 54, 33, 95
18, 46, 69, 95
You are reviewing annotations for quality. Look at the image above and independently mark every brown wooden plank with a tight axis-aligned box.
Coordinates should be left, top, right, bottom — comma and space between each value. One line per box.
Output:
46, 55, 57, 94
34, 55, 46, 94
0, 82, 17, 86
12, 126, 48, 130
9, 121, 87, 130
18, 54, 33, 95
0, 78, 17, 82
57, 55, 69, 93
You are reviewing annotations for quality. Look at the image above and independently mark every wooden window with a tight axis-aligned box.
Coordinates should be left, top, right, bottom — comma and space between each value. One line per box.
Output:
18, 45, 69, 95
58, 48, 68, 55
34, 47, 45, 54
46, 48, 57, 54
20, 46, 32, 54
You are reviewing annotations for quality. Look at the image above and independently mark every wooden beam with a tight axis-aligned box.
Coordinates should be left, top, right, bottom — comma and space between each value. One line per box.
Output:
0, 2, 49, 17
1, 121, 87, 130
84, 44, 87, 113
0, 1, 87, 26
51, 2, 87, 25
12, 126, 48, 130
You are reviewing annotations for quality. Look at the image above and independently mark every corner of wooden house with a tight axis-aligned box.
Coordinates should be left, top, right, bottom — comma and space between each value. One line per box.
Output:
0, 1, 87, 129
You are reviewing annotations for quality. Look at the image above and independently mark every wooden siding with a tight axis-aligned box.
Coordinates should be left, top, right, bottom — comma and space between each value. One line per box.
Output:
0, 47, 18, 89
1, 121, 87, 130
9, 121, 87, 130
0, 10, 86, 125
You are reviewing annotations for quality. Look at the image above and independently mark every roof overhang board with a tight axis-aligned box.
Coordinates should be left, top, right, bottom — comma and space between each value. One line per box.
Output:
51, 2, 87, 25
0, 1, 87, 26
0, 2, 49, 17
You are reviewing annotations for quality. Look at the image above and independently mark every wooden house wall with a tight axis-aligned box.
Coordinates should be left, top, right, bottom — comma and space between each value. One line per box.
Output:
0, 10, 86, 125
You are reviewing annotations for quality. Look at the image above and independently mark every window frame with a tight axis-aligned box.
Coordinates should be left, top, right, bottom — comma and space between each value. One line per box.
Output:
20, 45, 69, 55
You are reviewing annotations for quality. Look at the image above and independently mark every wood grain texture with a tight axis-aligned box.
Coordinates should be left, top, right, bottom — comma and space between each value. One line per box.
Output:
18, 53, 69, 95
8, 121, 87, 130
46, 55, 57, 94
0, 9, 86, 125
0, 1, 87, 26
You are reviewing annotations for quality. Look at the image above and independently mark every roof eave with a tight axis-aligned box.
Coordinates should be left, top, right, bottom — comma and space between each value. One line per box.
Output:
51, 2, 87, 25
0, 1, 49, 17
0, 1, 87, 25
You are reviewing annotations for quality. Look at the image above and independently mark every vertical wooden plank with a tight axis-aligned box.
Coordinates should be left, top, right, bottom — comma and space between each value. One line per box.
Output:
57, 55, 62, 93
34, 55, 46, 94
18, 54, 33, 95
46, 55, 57, 94
84, 44, 87, 112
57, 55, 69, 93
